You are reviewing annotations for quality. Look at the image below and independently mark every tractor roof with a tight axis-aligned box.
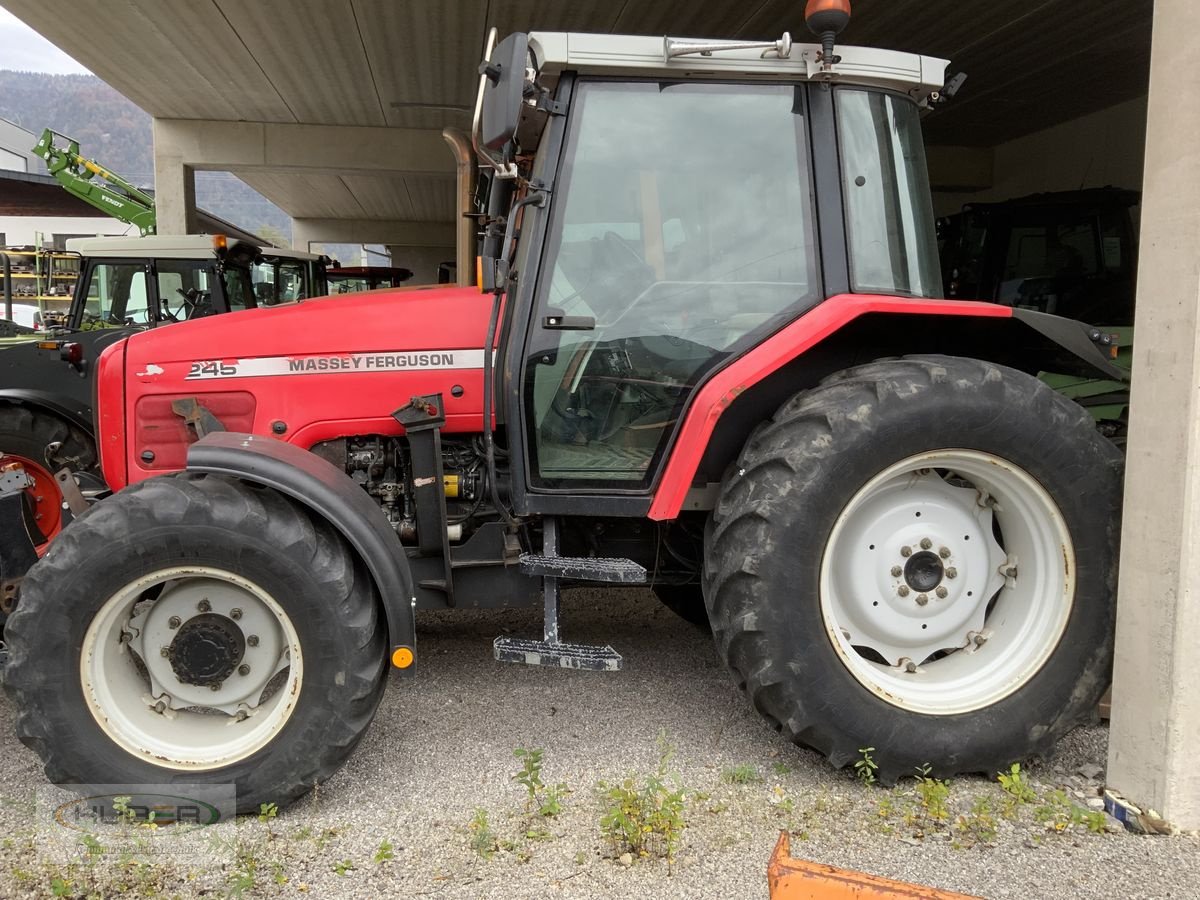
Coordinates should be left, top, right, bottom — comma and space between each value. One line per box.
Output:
528, 32, 948, 103
65, 235, 322, 262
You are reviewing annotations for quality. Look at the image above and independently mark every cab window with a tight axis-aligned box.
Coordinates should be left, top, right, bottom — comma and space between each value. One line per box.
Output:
525, 80, 818, 489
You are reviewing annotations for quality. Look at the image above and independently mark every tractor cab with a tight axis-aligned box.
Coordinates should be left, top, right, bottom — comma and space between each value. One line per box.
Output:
474, 23, 947, 508
63, 234, 260, 329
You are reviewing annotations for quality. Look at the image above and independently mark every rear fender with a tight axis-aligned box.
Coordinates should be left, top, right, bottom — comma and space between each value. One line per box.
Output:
186, 432, 416, 673
650, 294, 1126, 520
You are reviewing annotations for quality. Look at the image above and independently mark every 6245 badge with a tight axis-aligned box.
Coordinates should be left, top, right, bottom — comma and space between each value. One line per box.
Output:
188, 361, 238, 378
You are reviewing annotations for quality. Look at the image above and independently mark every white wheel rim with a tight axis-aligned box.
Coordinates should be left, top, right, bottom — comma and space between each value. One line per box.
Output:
819, 450, 1073, 715
80, 566, 303, 769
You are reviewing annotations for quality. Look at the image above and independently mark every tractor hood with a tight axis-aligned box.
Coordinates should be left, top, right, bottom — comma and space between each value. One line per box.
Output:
109, 286, 499, 489
123, 286, 493, 363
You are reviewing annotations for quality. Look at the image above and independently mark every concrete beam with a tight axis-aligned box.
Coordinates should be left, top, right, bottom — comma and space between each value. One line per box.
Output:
926, 145, 994, 193
1107, 0, 1200, 830
153, 118, 454, 177
293, 218, 457, 250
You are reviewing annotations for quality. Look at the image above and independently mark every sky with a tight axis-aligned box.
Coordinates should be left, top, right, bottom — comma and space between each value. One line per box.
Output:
0, 7, 91, 74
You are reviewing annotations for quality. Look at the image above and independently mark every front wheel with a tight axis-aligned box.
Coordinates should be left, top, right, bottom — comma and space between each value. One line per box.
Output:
703, 356, 1123, 780
4, 474, 387, 813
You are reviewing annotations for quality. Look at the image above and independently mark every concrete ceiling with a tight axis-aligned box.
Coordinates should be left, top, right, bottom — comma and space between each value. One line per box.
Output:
3, 0, 1154, 231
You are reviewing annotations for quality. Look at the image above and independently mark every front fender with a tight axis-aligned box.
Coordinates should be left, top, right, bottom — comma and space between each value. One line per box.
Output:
186, 432, 416, 674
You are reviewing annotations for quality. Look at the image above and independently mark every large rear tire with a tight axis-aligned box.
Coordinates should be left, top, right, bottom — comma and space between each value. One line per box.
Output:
4, 473, 386, 813
703, 356, 1123, 780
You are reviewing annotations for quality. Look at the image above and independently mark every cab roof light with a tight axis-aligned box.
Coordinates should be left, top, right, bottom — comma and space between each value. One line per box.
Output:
805, 0, 852, 70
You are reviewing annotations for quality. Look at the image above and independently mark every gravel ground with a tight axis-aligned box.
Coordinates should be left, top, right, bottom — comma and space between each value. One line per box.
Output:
1, 587, 1198, 899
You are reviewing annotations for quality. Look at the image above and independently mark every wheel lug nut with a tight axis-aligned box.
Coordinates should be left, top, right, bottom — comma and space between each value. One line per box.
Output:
920, 538, 932, 550
159, 646, 170, 658
890, 565, 902, 577
209, 682, 221, 692
935, 586, 948, 599
939, 547, 951, 559
916, 593, 929, 606
898, 585, 910, 597
945, 567, 957, 579
230, 608, 242, 620
154, 700, 166, 714
900, 546, 912, 557
198, 599, 211, 613
168, 616, 181, 629
247, 635, 259, 647
238, 664, 250, 676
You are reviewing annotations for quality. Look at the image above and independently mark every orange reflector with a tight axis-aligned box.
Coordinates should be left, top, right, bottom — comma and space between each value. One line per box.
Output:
212, 234, 228, 251
476, 256, 484, 292
391, 646, 414, 669
36, 340, 61, 350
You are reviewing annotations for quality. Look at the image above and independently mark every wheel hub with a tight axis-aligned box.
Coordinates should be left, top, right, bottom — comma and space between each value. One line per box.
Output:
167, 614, 245, 686
903, 551, 944, 593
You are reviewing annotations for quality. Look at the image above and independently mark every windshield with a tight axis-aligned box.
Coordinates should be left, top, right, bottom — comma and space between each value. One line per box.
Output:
524, 80, 819, 489
78, 260, 224, 327
837, 89, 941, 297
253, 259, 307, 305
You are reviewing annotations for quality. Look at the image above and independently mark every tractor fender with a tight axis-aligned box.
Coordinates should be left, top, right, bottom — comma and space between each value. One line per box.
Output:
0, 389, 94, 436
650, 294, 1128, 520
186, 431, 417, 674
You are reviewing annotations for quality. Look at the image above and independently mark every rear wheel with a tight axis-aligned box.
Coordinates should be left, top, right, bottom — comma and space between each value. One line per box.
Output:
0, 404, 98, 552
703, 356, 1123, 779
4, 473, 386, 813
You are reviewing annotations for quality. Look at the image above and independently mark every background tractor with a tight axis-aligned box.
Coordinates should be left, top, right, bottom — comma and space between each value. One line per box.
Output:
0, 234, 329, 571
4, 3, 1125, 814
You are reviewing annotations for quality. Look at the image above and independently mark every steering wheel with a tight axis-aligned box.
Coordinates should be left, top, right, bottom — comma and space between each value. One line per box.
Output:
176, 287, 214, 319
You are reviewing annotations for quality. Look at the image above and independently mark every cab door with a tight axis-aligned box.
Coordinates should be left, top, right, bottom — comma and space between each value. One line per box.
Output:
518, 80, 822, 495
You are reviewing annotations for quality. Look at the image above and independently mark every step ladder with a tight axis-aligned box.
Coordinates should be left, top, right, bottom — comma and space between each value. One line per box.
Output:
493, 518, 645, 671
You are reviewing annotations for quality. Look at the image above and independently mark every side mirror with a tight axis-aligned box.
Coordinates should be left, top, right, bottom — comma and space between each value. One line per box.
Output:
478, 33, 529, 154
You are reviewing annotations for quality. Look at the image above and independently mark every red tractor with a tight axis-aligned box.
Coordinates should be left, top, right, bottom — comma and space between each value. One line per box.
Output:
4, 4, 1124, 813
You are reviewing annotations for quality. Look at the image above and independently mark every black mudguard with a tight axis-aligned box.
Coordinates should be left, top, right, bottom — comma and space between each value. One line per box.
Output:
1011, 308, 1128, 381
186, 432, 417, 674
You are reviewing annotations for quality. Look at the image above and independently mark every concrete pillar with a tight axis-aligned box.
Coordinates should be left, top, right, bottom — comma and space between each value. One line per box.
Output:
152, 126, 198, 235
1106, 0, 1200, 830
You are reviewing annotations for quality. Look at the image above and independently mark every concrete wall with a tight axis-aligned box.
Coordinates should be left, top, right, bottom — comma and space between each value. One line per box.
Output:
387, 245, 456, 285
933, 97, 1148, 216
0, 215, 132, 246
0, 118, 39, 174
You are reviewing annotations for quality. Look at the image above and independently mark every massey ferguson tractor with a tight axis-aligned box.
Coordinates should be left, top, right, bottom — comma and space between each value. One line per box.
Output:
4, 3, 1125, 813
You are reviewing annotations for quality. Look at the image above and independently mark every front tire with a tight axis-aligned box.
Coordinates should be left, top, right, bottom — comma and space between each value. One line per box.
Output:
703, 356, 1123, 779
4, 473, 386, 813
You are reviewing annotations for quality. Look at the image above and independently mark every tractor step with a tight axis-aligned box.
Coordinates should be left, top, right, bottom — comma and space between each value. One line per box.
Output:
519, 553, 646, 583
493, 636, 622, 671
